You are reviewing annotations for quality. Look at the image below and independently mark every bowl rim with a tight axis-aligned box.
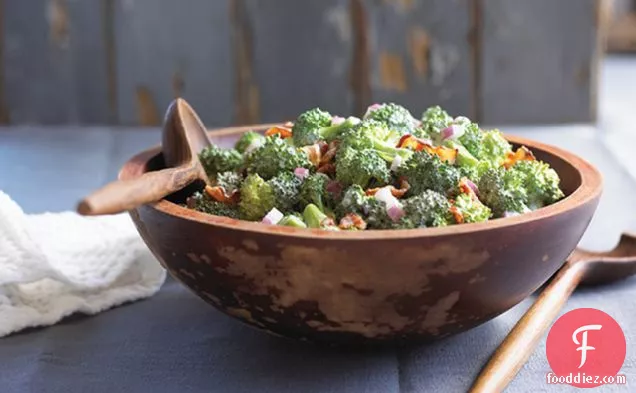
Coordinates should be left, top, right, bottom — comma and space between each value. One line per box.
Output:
120, 123, 603, 240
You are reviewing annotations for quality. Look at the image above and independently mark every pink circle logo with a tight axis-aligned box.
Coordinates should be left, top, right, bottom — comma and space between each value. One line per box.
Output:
546, 308, 627, 388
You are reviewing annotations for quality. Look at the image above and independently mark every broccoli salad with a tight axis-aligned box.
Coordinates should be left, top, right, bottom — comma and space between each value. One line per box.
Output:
186, 103, 565, 231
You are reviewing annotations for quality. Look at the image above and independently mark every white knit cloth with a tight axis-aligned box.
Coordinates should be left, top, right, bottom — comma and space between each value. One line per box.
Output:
0, 191, 166, 337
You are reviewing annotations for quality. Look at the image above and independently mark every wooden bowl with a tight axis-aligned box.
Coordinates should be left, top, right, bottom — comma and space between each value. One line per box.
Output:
121, 125, 602, 346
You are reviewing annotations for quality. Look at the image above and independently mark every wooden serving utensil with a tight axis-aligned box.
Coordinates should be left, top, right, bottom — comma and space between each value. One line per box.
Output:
77, 98, 212, 216
470, 232, 636, 393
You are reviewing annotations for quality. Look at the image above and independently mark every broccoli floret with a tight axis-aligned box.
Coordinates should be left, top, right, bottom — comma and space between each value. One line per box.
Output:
303, 204, 340, 230
511, 160, 565, 209
364, 103, 417, 136
291, 108, 360, 146
362, 198, 403, 229
443, 140, 492, 183
354, 189, 452, 230
397, 151, 461, 196
336, 184, 367, 218
435, 115, 488, 162
299, 173, 331, 212
401, 190, 452, 228
347, 119, 396, 142
478, 167, 529, 217
444, 140, 478, 167
187, 191, 239, 219
452, 193, 492, 223
453, 118, 483, 158
336, 147, 391, 188
215, 171, 243, 194
246, 135, 312, 180
477, 156, 563, 217
444, 124, 509, 181
268, 172, 303, 213
339, 120, 413, 162
278, 214, 307, 228
456, 161, 493, 184
235, 131, 265, 154
479, 130, 512, 167
238, 174, 276, 221
199, 146, 244, 179
420, 106, 453, 139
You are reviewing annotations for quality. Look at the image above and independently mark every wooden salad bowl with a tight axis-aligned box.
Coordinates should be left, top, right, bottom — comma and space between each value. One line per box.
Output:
121, 124, 602, 346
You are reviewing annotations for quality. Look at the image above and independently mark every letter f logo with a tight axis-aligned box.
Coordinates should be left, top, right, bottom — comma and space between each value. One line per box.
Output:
572, 324, 603, 368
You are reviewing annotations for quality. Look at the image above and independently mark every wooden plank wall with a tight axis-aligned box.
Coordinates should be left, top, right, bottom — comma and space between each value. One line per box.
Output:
113, 0, 234, 127
480, 0, 603, 124
0, 0, 604, 127
2, 0, 109, 124
363, 0, 475, 120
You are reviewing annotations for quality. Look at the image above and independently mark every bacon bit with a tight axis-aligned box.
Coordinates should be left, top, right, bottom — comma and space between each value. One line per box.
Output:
503, 146, 536, 169
365, 188, 378, 196
301, 143, 324, 166
397, 134, 431, 150
320, 140, 338, 166
458, 177, 479, 200
205, 185, 240, 205
430, 146, 458, 164
397, 135, 457, 163
339, 213, 368, 230
399, 179, 411, 195
264, 126, 293, 139
317, 162, 336, 175
315, 141, 338, 174
449, 205, 464, 224
320, 140, 330, 154
365, 180, 410, 198
321, 217, 336, 227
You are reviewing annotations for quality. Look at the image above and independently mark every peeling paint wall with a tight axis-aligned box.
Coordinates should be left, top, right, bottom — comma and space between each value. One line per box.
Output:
0, 0, 601, 126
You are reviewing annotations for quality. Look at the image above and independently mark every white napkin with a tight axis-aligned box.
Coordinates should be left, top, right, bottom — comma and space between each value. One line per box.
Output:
0, 191, 166, 337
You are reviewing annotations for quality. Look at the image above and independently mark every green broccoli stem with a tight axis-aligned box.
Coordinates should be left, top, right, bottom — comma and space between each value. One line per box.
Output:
278, 215, 308, 228
320, 117, 360, 141
370, 139, 413, 162
444, 140, 479, 167
303, 204, 326, 228
303, 204, 339, 230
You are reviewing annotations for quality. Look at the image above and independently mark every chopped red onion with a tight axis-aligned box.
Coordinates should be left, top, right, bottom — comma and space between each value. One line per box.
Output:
390, 155, 403, 172
262, 208, 284, 225
363, 103, 383, 118
441, 124, 465, 141
374, 186, 403, 222
465, 179, 479, 195
374, 187, 394, 205
412, 118, 422, 128
374, 186, 402, 213
294, 167, 310, 180
387, 205, 405, 222
331, 116, 345, 126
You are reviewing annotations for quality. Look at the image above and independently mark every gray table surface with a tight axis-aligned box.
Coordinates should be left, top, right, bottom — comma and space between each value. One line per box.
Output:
1, 57, 636, 392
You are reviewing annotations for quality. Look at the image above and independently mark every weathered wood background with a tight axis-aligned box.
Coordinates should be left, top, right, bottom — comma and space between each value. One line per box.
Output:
0, 0, 606, 127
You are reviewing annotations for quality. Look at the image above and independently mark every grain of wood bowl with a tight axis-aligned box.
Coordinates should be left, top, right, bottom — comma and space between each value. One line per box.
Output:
121, 124, 602, 346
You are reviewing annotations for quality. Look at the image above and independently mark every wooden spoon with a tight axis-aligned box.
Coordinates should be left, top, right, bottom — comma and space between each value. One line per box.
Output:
77, 98, 211, 215
470, 232, 636, 393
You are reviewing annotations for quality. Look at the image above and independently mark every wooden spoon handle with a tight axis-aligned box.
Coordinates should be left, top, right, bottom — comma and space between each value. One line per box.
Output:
77, 165, 200, 216
469, 260, 588, 393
